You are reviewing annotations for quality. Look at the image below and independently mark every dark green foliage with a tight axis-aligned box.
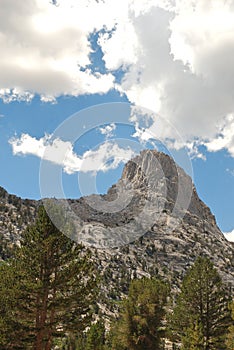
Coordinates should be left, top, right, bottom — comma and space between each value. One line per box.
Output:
226, 300, 234, 349
54, 320, 106, 350
0, 198, 232, 350
170, 256, 231, 350
107, 321, 128, 350
86, 320, 106, 350
111, 277, 169, 350
0, 205, 98, 350
0, 262, 23, 349
181, 321, 204, 350
0, 232, 12, 259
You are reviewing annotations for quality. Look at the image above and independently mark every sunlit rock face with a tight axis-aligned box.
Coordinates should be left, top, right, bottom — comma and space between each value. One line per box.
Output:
0, 151, 234, 291
66, 150, 219, 248
42, 149, 234, 290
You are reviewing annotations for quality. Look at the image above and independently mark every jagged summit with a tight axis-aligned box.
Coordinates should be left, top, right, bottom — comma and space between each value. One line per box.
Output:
121, 150, 216, 225
0, 150, 234, 289
66, 150, 234, 287
69, 149, 217, 241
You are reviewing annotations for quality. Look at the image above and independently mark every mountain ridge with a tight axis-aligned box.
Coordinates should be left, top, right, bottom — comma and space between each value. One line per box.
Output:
0, 150, 234, 296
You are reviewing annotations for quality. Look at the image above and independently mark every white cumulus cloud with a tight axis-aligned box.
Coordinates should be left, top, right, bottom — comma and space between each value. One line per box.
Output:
0, 0, 119, 102
2, 0, 234, 158
205, 115, 234, 157
9, 133, 135, 174
98, 0, 234, 157
99, 123, 116, 138
223, 229, 234, 242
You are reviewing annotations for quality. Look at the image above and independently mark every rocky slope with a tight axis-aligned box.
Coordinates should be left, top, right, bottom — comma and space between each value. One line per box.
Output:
60, 150, 234, 285
0, 186, 37, 258
66, 151, 215, 246
67, 150, 234, 315
0, 150, 234, 313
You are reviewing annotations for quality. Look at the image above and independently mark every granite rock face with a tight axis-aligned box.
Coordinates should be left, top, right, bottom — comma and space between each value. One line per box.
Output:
40, 150, 234, 293
62, 150, 221, 250
0, 186, 37, 259
0, 151, 234, 293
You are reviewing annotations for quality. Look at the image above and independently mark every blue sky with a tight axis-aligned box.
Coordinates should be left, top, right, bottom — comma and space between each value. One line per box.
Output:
0, 0, 234, 240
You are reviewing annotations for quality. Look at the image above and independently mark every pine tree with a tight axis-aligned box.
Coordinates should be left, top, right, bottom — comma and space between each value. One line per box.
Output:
170, 257, 231, 350
0, 204, 98, 350
86, 320, 106, 350
0, 262, 24, 349
105, 321, 127, 350
54, 320, 106, 349
226, 300, 234, 349
181, 320, 204, 350
111, 277, 169, 350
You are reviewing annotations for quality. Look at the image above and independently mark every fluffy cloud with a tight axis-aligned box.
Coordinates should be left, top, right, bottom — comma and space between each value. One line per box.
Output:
223, 229, 234, 242
0, 0, 119, 102
205, 115, 234, 157
99, 123, 116, 138
9, 133, 135, 174
2, 0, 234, 158
99, 0, 234, 157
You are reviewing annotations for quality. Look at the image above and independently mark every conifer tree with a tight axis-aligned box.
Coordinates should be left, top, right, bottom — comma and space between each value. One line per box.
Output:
226, 300, 234, 349
170, 256, 231, 350
181, 320, 204, 350
0, 262, 23, 349
86, 320, 106, 350
111, 277, 169, 350
0, 204, 98, 350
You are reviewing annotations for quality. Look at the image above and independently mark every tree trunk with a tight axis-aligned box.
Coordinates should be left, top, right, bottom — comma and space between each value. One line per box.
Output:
34, 259, 50, 350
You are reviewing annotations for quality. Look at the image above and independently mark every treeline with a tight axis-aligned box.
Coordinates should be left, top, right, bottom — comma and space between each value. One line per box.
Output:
0, 206, 233, 349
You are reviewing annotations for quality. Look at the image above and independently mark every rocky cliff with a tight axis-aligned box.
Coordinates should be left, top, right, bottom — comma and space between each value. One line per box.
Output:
0, 150, 233, 310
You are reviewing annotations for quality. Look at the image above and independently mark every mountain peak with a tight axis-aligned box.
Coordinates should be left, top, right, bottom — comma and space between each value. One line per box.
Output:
121, 149, 216, 226
60, 150, 222, 251
0, 150, 234, 289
